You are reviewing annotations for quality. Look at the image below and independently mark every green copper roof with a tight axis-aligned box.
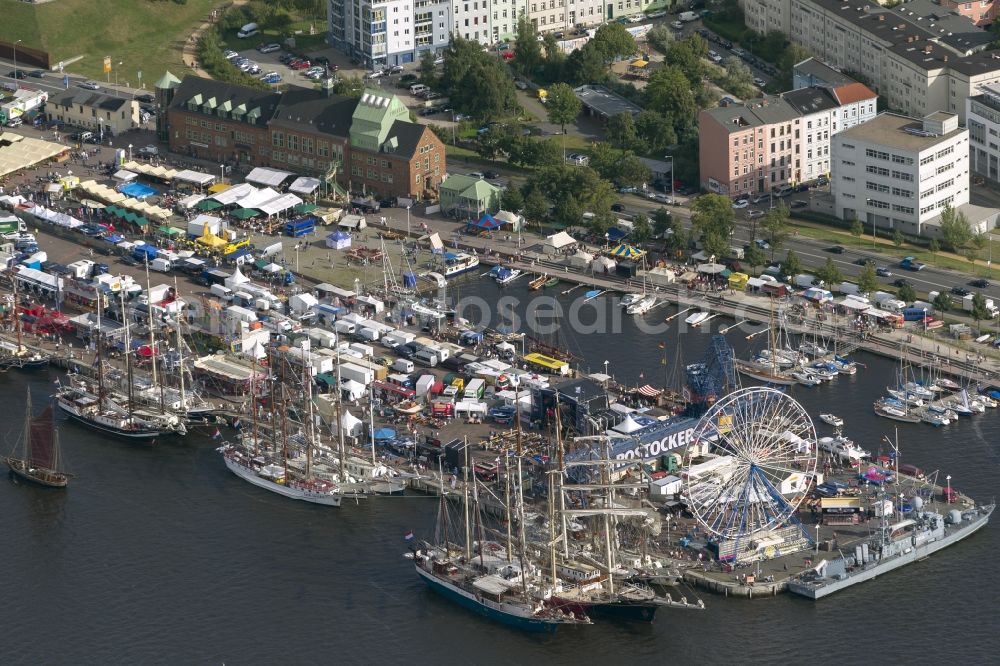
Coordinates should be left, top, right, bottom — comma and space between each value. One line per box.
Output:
154, 71, 181, 90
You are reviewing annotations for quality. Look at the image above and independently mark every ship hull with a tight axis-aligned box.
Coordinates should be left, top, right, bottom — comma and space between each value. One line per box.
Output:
789, 507, 993, 599
549, 595, 659, 622
57, 402, 166, 441
415, 564, 560, 633
222, 456, 342, 506
4, 457, 69, 488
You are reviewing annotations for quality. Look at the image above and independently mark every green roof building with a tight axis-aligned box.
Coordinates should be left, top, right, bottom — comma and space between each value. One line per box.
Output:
439, 175, 504, 219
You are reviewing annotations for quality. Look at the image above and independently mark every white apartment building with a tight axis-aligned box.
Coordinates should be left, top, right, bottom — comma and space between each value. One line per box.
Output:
967, 83, 1000, 183
331, 0, 451, 68
831, 112, 975, 237
739, 0, 1000, 122
782, 83, 877, 180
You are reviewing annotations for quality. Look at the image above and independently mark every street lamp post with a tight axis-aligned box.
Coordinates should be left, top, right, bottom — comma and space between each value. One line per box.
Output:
665, 155, 674, 202
220, 164, 225, 185
406, 204, 411, 239
946, 475, 952, 503
603, 359, 609, 379
127, 144, 133, 161
12, 39, 22, 80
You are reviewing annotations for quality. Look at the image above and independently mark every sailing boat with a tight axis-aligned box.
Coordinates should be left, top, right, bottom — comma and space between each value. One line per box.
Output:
219, 350, 343, 506
0, 277, 49, 370
55, 292, 183, 440
408, 444, 589, 632
5, 390, 71, 487
545, 421, 703, 621
735, 299, 797, 386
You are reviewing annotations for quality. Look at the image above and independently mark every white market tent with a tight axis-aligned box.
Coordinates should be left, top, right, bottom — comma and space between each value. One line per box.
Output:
121, 160, 178, 180
613, 414, 645, 434
246, 167, 294, 188
0, 134, 67, 178
178, 193, 207, 209
173, 169, 216, 187
234, 186, 280, 210
837, 297, 870, 311
225, 266, 251, 289
288, 176, 321, 195
76, 180, 126, 203
697, 262, 727, 275
27, 204, 83, 229
113, 169, 138, 182
209, 182, 256, 206
544, 231, 577, 252
256, 192, 302, 217
567, 249, 594, 268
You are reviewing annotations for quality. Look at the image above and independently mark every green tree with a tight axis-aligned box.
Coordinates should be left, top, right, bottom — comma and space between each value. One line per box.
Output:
898, 282, 917, 304
644, 66, 698, 139
451, 58, 519, 120
522, 138, 564, 167
418, 50, 437, 87
759, 205, 789, 260
850, 218, 863, 246
892, 229, 905, 249
928, 238, 941, 263
564, 42, 609, 86
501, 186, 524, 212
615, 154, 652, 188
552, 193, 584, 229
722, 57, 755, 98
523, 188, 549, 225
971, 292, 992, 325
513, 15, 543, 75
933, 291, 952, 313
440, 35, 485, 93
646, 24, 674, 54
544, 82, 582, 134
743, 244, 767, 275
631, 214, 652, 245
857, 263, 879, 295
588, 141, 619, 180
781, 249, 803, 279
652, 208, 672, 237
971, 232, 988, 274
701, 230, 731, 261
332, 75, 364, 98
635, 110, 677, 155
477, 125, 512, 161
815, 257, 843, 287
591, 22, 638, 63
607, 112, 639, 151
939, 205, 973, 252
691, 193, 735, 242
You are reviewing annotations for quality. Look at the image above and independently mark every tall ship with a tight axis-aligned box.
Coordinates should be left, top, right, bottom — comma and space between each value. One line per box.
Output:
218, 355, 342, 507
789, 497, 993, 599
0, 276, 50, 370
4, 390, 71, 488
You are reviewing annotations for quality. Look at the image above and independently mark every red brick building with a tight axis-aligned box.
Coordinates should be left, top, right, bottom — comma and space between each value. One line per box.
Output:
161, 75, 445, 200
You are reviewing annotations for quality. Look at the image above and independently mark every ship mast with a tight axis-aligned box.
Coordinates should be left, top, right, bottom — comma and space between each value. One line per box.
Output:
95, 290, 105, 410
462, 436, 472, 561
13, 272, 22, 353
120, 290, 134, 415
303, 342, 314, 480
250, 356, 260, 457
174, 277, 186, 411
144, 258, 162, 411
555, 396, 569, 558
514, 404, 529, 596
23, 389, 32, 464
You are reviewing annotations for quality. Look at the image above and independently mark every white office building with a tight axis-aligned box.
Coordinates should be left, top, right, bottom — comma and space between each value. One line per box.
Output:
831, 112, 992, 238
331, 0, 452, 68
967, 83, 1000, 184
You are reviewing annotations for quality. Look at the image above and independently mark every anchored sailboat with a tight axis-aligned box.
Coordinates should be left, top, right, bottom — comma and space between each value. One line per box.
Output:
5, 390, 71, 487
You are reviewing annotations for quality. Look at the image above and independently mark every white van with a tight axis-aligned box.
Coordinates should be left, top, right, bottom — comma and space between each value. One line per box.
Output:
237, 23, 260, 38
414, 349, 439, 367
409, 84, 429, 96
392, 358, 414, 373
210, 284, 234, 301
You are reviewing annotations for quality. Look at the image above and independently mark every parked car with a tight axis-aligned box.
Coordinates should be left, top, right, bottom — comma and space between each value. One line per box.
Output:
731, 199, 749, 209
754, 239, 770, 250
790, 199, 809, 209
78, 81, 101, 90
388, 65, 403, 74
135, 93, 155, 104
483, 170, 500, 179
648, 192, 672, 204
753, 77, 766, 87
747, 209, 764, 219
611, 203, 625, 212
137, 145, 159, 157
258, 42, 282, 53
514, 79, 528, 90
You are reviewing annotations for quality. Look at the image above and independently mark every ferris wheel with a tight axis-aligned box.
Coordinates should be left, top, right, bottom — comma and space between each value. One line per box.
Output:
684, 387, 817, 540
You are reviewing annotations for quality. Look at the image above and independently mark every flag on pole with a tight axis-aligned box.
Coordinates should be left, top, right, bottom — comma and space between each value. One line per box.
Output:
232, 417, 242, 430
53, 377, 61, 386
212, 428, 222, 440
404, 530, 414, 541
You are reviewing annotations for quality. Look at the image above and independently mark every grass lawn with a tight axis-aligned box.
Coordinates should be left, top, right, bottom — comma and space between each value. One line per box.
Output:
0, 0, 221, 83
218, 19, 328, 53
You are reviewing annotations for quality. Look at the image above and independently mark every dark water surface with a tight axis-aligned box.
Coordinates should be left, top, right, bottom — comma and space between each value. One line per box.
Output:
1, 281, 996, 664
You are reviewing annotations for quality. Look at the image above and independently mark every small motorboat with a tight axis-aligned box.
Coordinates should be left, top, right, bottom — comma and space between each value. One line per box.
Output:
620, 293, 643, 308
886, 388, 924, 406
529, 274, 548, 290
978, 395, 998, 408
919, 409, 950, 427
946, 399, 973, 416
928, 404, 959, 421
819, 413, 844, 428
818, 435, 869, 462
902, 382, 934, 399
935, 378, 961, 391
793, 372, 821, 387
806, 366, 837, 381
684, 311, 710, 327
626, 295, 657, 315
544, 277, 560, 289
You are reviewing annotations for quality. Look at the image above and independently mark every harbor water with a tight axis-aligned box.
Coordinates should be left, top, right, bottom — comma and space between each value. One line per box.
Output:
1, 278, 997, 664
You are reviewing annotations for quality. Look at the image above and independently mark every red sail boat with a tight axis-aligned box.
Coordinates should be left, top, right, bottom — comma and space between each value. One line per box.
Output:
5, 390, 71, 488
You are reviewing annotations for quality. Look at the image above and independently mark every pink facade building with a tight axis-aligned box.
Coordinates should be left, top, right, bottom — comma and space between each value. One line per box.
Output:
938, 0, 996, 27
